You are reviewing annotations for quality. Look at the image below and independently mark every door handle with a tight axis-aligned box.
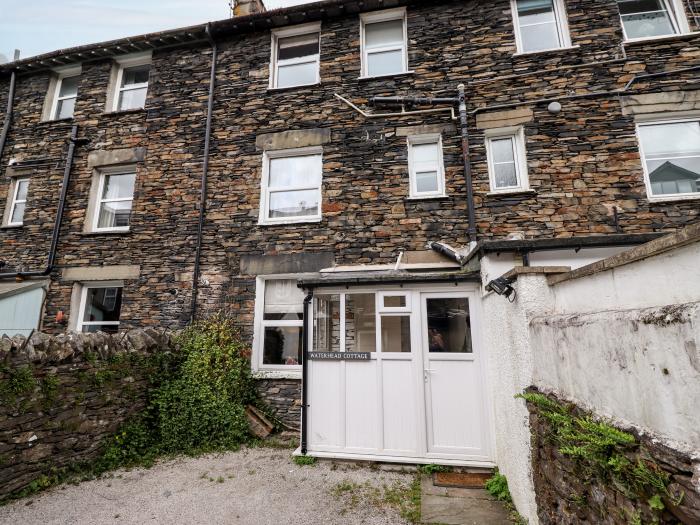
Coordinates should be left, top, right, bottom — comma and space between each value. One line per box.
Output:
423, 369, 436, 382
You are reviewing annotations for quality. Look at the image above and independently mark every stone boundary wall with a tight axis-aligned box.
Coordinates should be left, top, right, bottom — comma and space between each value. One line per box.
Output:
255, 378, 301, 430
525, 390, 699, 525
0, 329, 173, 499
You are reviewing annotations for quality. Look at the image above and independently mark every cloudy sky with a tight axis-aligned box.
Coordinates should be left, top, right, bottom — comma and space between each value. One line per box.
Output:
0, 0, 316, 62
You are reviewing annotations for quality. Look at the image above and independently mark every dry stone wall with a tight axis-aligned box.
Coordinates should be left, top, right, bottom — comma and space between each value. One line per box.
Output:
0, 329, 173, 499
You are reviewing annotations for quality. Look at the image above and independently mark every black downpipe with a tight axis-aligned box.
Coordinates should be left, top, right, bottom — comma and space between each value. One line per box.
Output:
457, 84, 477, 243
0, 124, 81, 279
300, 291, 313, 455
190, 23, 218, 323
0, 70, 17, 166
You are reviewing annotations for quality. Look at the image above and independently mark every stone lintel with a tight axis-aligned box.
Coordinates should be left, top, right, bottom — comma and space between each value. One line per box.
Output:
621, 90, 700, 116
240, 252, 335, 275
62, 265, 141, 281
395, 123, 456, 137
87, 147, 147, 169
255, 128, 331, 151
476, 108, 533, 130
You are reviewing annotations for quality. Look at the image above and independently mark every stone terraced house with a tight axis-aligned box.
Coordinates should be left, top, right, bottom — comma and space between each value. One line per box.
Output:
1, 0, 699, 521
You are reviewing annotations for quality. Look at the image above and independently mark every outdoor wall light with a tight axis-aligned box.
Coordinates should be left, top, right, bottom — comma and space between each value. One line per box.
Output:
486, 276, 516, 302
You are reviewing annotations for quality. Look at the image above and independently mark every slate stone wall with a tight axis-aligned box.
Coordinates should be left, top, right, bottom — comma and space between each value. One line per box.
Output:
525, 391, 700, 525
255, 379, 301, 429
0, 329, 173, 499
1, 1, 700, 418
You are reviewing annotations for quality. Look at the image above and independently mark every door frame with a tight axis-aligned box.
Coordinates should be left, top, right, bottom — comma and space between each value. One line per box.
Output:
306, 281, 495, 466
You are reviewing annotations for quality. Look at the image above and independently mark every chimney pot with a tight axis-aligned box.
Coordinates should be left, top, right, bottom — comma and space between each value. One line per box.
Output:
231, 0, 265, 16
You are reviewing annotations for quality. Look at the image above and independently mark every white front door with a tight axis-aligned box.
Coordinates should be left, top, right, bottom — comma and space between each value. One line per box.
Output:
421, 292, 491, 462
307, 285, 492, 465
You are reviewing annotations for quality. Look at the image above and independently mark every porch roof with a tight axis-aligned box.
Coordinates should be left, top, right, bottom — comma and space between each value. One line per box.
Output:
0, 279, 49, 300
297, 270, 479, 289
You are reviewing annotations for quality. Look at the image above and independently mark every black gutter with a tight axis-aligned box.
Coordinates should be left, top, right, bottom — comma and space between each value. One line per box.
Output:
298, 272, 479, 289
0, 69, 16, 165
0, 125, 83, 279
300, 291, 314, 455
190, 24, 218, 323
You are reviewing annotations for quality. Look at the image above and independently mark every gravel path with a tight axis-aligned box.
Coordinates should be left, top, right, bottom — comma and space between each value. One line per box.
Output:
0, 447, 416, 525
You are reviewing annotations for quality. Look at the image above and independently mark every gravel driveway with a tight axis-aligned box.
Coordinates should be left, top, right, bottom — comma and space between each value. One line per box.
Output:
0, 447, 416, 525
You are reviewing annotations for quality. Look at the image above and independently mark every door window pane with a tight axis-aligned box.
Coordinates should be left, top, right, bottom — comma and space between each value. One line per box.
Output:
263, 326, 303, 365
345, 293, 376, 353
639, 122, 700, 196
381, 316, 411, 353
426, 298, 472, 353
383, 295, 406, 308
314, 295, 341, 353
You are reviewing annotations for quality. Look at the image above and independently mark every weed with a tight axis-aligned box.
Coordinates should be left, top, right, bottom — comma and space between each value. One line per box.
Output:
293, 455, 317, 466
418, 464, 452, 475
485, 470, 512, 504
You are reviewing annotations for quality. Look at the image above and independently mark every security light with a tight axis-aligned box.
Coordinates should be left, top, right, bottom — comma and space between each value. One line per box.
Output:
486, 276, 516, 302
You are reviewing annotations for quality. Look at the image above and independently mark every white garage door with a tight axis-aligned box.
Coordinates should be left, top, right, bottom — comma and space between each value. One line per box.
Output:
307, 284, 493, 466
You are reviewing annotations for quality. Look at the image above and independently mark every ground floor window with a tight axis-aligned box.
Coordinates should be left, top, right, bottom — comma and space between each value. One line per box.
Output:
254, 278, 305, 372
77, 283, 123, 333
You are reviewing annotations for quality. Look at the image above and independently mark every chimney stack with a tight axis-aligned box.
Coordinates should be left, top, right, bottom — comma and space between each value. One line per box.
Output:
230, 0, 266, 17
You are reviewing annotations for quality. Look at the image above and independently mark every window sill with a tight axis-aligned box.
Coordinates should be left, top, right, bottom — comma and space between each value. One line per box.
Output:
267, 82, 321, 92
258, 217, 322, 226
37, 117, 74, 126
252, 369, 302, 380
405, 195, 450, 202
103, 108, 147, 117
486, 189, 536, 197
80, 229, 132, 236
1, 224, 23, 229
647, 194, 700, 203
358, 71, 415, 81
513, 45, 579, 57
623, 32, 700, 46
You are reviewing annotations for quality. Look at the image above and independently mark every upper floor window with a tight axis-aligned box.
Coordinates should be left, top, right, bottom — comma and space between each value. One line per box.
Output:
270, 23, 320, 89
7, 178, 29, 226
111, 54, 151, 112
637, 119, 700, 200
52, 73, 80, 120
511, 0, 571, 54
407, 135, 446, 199
617, 0, 688, 40
485, 128, 530, 193
253, 277, 305, 373
94, 170, 136, 231
360, 8, 408, 78
259, 147, 323, 225
77, 283, 123, 333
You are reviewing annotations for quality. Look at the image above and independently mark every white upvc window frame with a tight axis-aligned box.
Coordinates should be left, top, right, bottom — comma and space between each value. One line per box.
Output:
485, 126, 530, 194
112, 53, 151, 113
636, 116, 700, 202
92, 167, 136, 233
359, 7, 409, 79
511, 0, 572, 55
7, 177, 29, 226
269, 22, 321, 89
617, 0, 690, 42
49, 65, 81, 121
76, 281, 123, 333
258, 146, 323, 226
252, 274, 314, 378
407, 134, 447, 199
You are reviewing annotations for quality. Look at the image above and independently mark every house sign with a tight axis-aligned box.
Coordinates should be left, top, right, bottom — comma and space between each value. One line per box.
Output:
308, 352, 371, 360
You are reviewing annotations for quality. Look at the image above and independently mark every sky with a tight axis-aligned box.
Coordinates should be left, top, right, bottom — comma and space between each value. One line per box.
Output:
0, 0, 317, 63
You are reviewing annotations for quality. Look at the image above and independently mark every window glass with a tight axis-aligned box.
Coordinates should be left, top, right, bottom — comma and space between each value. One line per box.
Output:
367, 49, 404, 77
81, 287, 122, 333
363, 17, 405, 77
55, 75, 79, 120
56, 97, 76, 120
10, 179, 29, 224
409, 139, 444, 197
383, 295, 406, 308
638, 121, 700, 197
345, 294, 376, 353
118, 64, 149, 111
97, 173, 135, 229
516, 0, 563, 52
264, 279, 304, 321
58, 76, 79, 98
275, 33, 319, 88
618, 0, 677, 39
490, 137, 519, 189
263, 327, 303, 365
365, 20, 404, 47
380, 316, 411, 353
314, 295, 341, 353
264, 153, 322, 221
426, 298, 472, 353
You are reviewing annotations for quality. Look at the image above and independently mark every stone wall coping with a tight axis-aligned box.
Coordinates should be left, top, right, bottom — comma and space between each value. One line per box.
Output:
503, 266, 571, 280
547, 222, 700, 286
